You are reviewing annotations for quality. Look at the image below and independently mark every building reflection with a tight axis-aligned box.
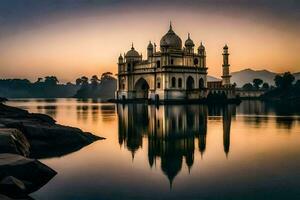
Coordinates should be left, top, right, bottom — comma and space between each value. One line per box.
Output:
118, 104, 149, 157
117, 104, 234, 186
76, 105, 89, 122
237, 100, 300, 129
100, 105, 116, 122
222, 105, 234, 157
36, 105, 57, 118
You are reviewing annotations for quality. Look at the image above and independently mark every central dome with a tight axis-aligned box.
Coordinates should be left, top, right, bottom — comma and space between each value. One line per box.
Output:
125, 44, 140, 58
160, 23, 182, 50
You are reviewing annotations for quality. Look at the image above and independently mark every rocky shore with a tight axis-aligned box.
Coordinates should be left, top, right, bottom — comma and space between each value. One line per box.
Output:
0, 102, 104, 199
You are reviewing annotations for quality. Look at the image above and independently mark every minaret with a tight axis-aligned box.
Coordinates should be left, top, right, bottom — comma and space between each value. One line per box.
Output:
147, 41, 154, 60
222, 44, 231, 86
185, 33, 195, 54
198, 42, 206, 68
118, 54, 123, 64
118, 54, 123, 73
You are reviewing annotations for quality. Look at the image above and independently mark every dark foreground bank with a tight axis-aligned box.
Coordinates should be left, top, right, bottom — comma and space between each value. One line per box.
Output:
0, 102, 104, 199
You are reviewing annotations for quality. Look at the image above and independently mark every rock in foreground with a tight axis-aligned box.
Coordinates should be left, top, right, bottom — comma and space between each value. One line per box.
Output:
0, 128, 30, 157
0, 97, 8, 103
0, 103, 104, 158
0, 102, 104, 197
0, 153, 57, 197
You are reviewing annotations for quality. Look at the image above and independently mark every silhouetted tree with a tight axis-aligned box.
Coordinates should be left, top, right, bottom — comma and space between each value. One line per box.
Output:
80, 76, 89, 87
274, 72, 295, 89
36, 78, 43, 83
242, 83, 254, 90
274, 75, 281, 88
101, 72, 114, 81
44, 76, 59, 86
262, 82, 270, 90
0, 77, 79, 98
253, 78, 263, 90
90, 75, 99, 88
76, 78, 82, 86
73, 72, 116, 98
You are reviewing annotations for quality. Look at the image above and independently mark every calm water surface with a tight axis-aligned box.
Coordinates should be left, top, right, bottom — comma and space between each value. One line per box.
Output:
7, 99, 300, 200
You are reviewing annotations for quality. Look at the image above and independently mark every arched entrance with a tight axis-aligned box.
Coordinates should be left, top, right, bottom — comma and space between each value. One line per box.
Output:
186, 76, 195, 90
134, 78, 150, 99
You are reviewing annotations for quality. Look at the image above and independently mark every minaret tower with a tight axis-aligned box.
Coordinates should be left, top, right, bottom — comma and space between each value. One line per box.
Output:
185, 33, 195, 54
118, 54, 124, 72
222, 44, 231, 86
198, 42, 206, 68
147, 41, 154, 60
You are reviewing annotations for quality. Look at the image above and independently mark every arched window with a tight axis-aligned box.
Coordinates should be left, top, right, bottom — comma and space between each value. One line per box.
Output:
199, 78, 204, 89
127, 63, 131, 71
120, 79, 126, 90
156, 60, 161, 68
186, 76, 194, 90
178, 78, 182, 88
194, 58, 199, 65
157, 78, 161, 88
171, 77, 176, 88
170, 59, 174, 65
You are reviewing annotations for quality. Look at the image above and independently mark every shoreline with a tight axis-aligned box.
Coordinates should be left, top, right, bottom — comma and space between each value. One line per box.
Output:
0, 102, 104, 199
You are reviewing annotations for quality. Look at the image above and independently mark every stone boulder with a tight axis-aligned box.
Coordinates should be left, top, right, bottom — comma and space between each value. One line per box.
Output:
0, 153, 57, 197
0, 103, 28, 118
0, 129, 30, 157
10, 122, 101, 158
0, 97, 8, 103
0, 103, 103, 158
0, 176, 27, 196
0, 194, 34, 200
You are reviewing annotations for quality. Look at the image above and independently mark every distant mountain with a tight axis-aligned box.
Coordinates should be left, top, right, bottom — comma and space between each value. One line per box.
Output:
207, 75, 220, 82
230, 68, 300, 87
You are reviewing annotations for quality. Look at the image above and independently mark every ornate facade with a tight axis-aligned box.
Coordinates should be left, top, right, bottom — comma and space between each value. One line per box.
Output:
116, 23, 236, 102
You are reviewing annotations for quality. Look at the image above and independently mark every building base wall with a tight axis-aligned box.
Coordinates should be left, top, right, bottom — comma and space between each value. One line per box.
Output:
116, 89, 210, 101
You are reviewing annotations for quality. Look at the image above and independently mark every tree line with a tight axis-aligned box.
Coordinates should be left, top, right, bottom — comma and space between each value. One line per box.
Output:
0, 72, 116, 98
241, 72, 299, 91
260, 72, 300, 104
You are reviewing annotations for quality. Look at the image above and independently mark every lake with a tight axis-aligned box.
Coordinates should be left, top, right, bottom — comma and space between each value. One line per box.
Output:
6, 99, 300, 200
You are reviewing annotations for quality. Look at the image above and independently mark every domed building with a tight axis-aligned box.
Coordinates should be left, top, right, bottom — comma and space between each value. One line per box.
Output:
116, 23, 236, 102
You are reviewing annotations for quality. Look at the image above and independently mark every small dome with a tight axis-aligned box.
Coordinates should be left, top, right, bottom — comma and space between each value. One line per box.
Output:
198, 42, 205, 51
119, 54, 123, 59
147, 41, 153, 49
223, 44, 228, 49
125, 44, 140, 57
160, 23, 182, 50
185, 33, 194, 47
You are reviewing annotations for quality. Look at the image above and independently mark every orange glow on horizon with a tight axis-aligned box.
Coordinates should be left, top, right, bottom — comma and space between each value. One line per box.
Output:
0, 5, 299, 83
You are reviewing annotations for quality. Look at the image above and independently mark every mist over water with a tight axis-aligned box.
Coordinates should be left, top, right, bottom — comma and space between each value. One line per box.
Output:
7, 99, 300, 200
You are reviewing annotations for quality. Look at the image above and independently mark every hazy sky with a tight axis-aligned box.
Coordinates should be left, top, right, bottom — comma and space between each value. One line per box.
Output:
0, 0, 299, 83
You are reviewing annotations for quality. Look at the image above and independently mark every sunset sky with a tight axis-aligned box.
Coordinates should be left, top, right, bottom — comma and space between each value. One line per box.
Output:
0, 0, 299, 83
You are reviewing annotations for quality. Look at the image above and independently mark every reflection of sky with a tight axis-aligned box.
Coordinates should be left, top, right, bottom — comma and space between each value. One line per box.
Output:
0, 0, 299, 82
6, 99, 300, 199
